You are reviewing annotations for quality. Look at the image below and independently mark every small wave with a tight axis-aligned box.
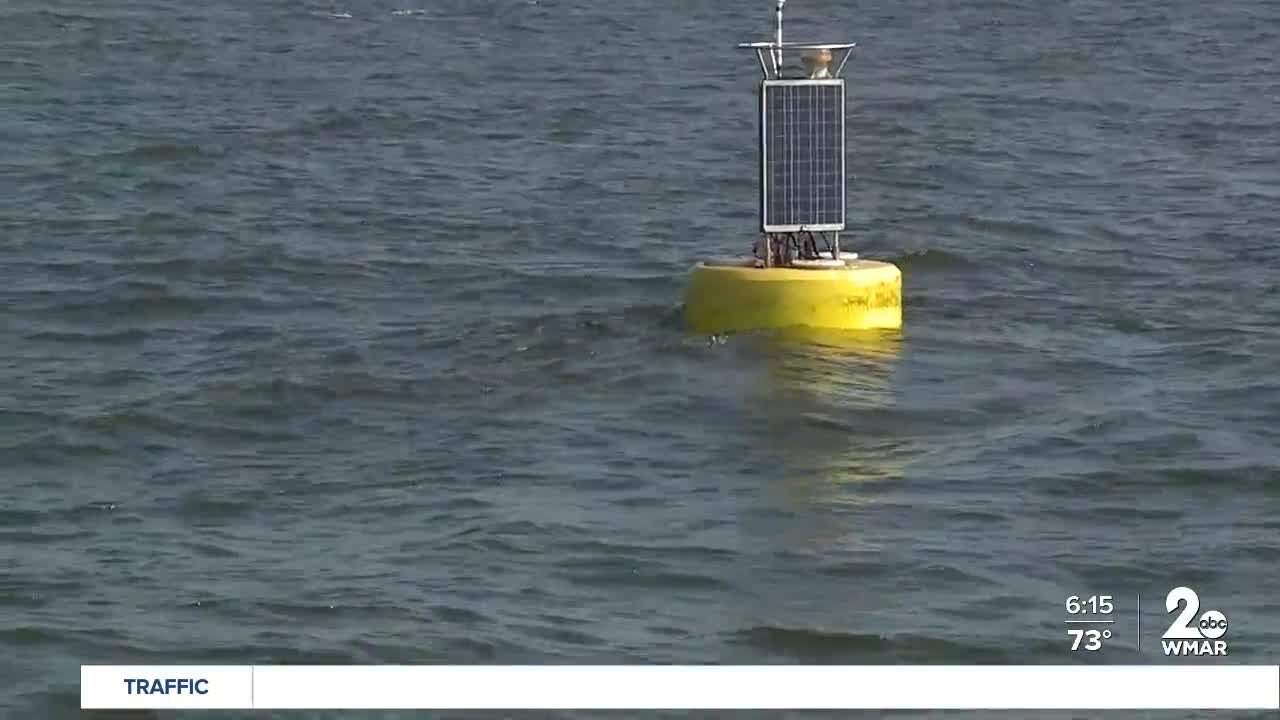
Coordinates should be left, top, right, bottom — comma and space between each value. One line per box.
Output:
27, 9, 104, 24
174, 493, 260, 523
118, 142, 203, 162
1154, 464, 1278, 490
430, 604, 487, 625
0, 509, 42, 527
816, 559, 895, 579
557, 566, 731, 592
73, 408, 303, 445
191, 372, 431, 415
733, 625, 1015, 663
50, 290, 209, 323
1097, 307, 1158, 334
962, 215, 1066, 242
891, 247, 973, 271
0, 626, 64, 648
734, 625, 887, 657
560, 539, 738, 565
513, 623, 604, 649
271, 107, 384, 139
206, 325, 279, 344
0, 435, 116, 466
24, 328, 148, 346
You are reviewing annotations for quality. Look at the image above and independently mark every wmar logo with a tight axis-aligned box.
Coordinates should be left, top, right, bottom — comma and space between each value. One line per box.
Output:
1161, 586, 1229, 657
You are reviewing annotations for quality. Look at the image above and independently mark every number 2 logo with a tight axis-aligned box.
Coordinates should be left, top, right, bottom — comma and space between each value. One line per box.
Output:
1163, 586, 1202, 639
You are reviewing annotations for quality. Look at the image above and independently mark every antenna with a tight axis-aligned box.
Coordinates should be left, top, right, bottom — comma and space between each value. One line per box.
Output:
775, 0, 785, 77
737, 4, 857, 266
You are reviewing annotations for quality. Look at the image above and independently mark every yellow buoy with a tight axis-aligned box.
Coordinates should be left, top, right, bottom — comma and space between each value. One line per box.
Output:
684, 257, 902, 334
683, 12, 905, 335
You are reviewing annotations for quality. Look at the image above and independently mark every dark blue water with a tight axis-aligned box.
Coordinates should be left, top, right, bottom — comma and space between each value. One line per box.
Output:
2, 0, 1278, 717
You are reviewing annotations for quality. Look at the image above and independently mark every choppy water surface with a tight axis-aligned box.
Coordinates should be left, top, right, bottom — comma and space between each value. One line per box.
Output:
2, 0, 1278, 717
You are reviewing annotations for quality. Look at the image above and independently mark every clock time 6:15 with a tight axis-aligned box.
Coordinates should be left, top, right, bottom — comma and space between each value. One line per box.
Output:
1066, 595, 1113, 615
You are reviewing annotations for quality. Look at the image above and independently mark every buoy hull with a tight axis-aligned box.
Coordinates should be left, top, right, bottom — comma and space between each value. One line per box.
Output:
684, 259, 902, 334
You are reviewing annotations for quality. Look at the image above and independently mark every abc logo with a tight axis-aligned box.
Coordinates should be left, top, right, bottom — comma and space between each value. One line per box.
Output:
1198, 609, 1227, 639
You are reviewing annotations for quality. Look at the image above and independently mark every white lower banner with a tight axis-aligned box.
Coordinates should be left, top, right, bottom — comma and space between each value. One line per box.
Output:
82, 665, 1280, 710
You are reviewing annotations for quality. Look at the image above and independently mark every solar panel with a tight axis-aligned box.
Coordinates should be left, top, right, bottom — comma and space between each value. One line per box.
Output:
760, 79, 846, 232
